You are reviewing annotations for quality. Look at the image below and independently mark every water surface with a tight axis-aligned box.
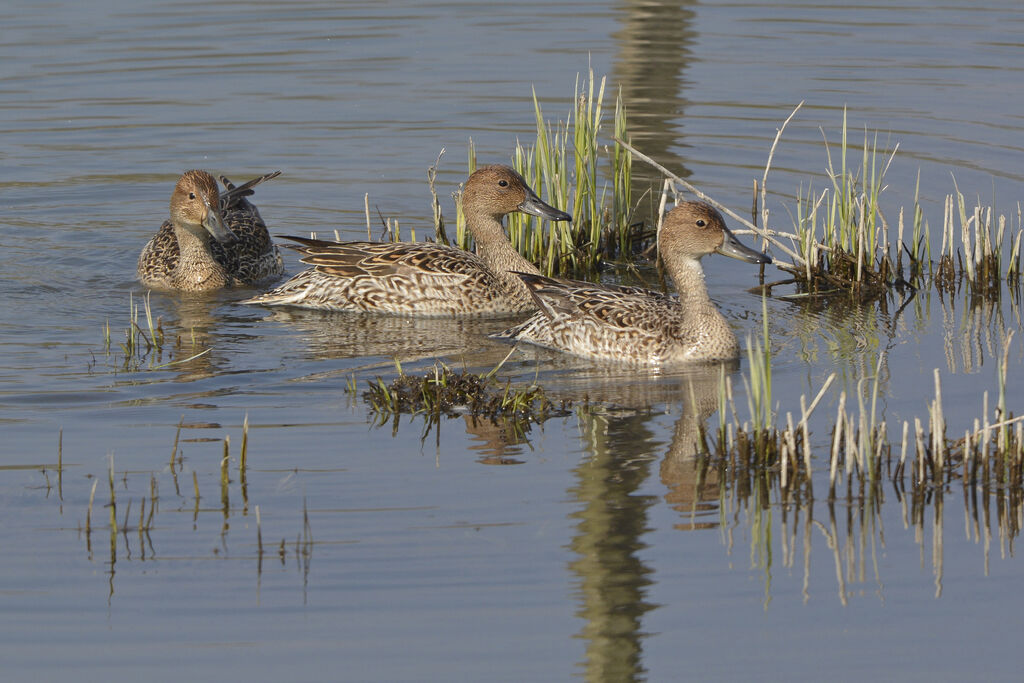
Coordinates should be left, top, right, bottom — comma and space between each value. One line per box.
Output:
2, 1, 1023, 681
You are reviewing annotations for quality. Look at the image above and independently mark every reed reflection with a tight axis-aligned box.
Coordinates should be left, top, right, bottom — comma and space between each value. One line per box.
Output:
570, 406, 659, 682
611, 0, 698, 218
558, 363, 727, 680
935, 287, 1021, 375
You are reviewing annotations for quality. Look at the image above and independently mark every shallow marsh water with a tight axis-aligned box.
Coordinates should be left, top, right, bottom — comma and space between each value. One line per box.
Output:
2, 1, 1024, 681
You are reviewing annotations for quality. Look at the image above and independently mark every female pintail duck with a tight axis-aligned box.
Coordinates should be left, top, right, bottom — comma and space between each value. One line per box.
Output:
241, 165, 571, 316
494, 201, 771, 364
137, 170, 285, 292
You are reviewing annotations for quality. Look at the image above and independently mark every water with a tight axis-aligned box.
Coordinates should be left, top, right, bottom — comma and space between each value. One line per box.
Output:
2, 1, 1023, 680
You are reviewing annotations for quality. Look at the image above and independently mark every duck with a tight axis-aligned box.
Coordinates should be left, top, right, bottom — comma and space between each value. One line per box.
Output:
494, 201, 771, 364
241, 165, 571, 316
137, 170, 285, 292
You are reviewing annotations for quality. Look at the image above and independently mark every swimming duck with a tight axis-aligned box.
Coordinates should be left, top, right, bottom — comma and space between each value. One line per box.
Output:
137, 170, 285, 292
241, 165, 571, 316
494, 201, 771, 364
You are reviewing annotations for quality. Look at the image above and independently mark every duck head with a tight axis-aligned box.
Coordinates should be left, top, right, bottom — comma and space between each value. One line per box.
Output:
169, 169, 236, 243
462, 165, 572, 223
660, 201, 771, 264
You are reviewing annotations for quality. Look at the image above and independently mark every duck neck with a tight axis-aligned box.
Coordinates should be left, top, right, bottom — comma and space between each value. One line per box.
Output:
662, 250, 714, 312
173, 223, 229, 291
468, 213, 540, 292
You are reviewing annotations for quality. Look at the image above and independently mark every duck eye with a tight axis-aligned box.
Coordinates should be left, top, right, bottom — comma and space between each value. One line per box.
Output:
188, 192, 196, 200
696, 219, 706, 227
498, 179, 508, 187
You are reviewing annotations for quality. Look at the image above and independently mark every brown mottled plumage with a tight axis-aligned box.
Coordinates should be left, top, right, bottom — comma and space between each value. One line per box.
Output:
241, 165, 571, 316
495, 201, 771, 365
137, 170, 284, 292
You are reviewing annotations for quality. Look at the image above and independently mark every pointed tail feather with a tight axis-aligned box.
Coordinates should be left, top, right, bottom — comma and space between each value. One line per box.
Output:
220, 171, 282, 207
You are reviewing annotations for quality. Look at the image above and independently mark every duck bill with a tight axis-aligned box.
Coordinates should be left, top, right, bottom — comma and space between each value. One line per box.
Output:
717, 228, 771, 264
518, 189, 572, 223
202, 199, 236, 243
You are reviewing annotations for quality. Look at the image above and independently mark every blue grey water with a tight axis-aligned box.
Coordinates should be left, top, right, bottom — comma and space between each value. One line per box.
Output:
1, 1, 1023, 680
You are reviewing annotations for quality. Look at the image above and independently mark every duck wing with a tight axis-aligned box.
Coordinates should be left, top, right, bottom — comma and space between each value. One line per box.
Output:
279, 236, 488, 280
515, 272, 673, 328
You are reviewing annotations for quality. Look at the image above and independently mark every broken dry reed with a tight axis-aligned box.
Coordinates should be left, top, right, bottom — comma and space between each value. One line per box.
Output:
428, 149, 448, 244
221, 436, 230, 511
240, 414, 249, 474
107, 455, 116, 534
57, 428, 63, 500
85, 478, 99, 534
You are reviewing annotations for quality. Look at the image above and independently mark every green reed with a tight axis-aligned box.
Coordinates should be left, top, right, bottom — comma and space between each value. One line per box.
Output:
452, 70, 636, 278
119, 291, 162, 369
107, 293, 211, 372
784, 109, 898, 300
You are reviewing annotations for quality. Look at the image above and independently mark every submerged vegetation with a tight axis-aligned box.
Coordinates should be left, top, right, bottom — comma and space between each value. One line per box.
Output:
360, 358, 571, 441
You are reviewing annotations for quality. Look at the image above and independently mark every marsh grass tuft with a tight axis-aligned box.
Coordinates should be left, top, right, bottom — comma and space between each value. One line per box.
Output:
108, 293, 210, 372
695, 339, 1024, 602
762, 108, 901, 301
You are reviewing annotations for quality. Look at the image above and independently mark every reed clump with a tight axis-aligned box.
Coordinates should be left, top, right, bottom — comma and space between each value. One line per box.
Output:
448, 69, 641, 279
765, 111, 1022, 303
623, 104, 1022, 306
782, 110, 900, 301
934, 185, 1023, 301
703, 298, 833, 500
705, 321, 1022, 512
